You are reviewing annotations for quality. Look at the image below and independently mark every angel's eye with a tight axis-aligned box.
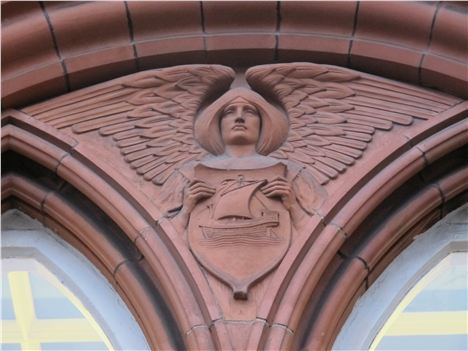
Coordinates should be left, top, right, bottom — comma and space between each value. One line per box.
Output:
244, 108, 257, 115
223, 107, 235, 115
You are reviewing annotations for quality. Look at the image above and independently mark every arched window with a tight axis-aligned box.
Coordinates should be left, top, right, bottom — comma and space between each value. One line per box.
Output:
1, 210, 149, 351
333, 204, 468, 350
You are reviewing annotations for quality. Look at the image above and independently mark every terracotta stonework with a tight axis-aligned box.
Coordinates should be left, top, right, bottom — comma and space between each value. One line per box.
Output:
2, 2, 467, 350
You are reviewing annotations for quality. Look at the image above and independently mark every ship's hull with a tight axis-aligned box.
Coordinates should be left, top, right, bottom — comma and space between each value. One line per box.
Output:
200, 213, 281, 246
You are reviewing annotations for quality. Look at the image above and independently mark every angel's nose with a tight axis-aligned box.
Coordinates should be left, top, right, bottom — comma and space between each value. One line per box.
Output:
235, 117, 245, 124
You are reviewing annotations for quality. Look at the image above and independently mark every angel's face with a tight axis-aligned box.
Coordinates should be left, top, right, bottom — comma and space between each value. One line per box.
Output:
220, 99, 261, 147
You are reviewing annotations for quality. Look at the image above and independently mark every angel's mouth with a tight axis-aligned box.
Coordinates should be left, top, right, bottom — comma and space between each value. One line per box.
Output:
233, 125, 247, 130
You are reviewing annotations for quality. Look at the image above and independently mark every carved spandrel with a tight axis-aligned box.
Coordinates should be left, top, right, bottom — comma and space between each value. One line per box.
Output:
21, 63, 461, 300
23, 63, 459, 190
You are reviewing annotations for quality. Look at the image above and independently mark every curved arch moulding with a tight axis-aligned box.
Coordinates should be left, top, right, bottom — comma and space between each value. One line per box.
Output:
245, 102, 467, 351
2, 2, 467, 109
262, 117, 468, 350
1, 109, 233, 351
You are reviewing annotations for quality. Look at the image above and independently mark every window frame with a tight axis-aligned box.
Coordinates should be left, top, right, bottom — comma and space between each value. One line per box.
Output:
1, 209, 150, 351
333, 204, 468, 350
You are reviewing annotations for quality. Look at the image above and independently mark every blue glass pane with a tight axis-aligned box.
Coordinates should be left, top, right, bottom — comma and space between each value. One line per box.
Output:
376, 334, 468, 350
405, 289, 468, 312
372, 253, 468, 350
29, 272, 83, 319
425, 265, 467, 290
35, 298, 83, 319
1, 274, 15, 320
41, 342, 108, 351
0, 344, 22, 351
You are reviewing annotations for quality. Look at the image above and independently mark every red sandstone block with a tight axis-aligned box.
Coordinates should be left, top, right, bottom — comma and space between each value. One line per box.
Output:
206, 49, 275, 67
281, 1, 357, 36
45, 193, 129, 273
360, 187, 442, 269
2, 62, 64, 97
355, 2, 436, 49
278, 34, 350, 65
128, 1, 202, 41
263, 325, 294, 350
1, 2, 58, 78
64, 45, 136, 90
1, 173, 49, 210
45, 2, 131, 58
305, 259, 367, 350
286, 253, 345, 331
429, 4, 468, 62
206, 34, 275, 51
206, 34, 275, 66
136, 36, 206, 69
136, 36, 205, 57
350, 40, 422, 84
65, 46, 135, 73
1, 1, 39, 22
421, 54, 468, 99
331, 145, 425, 237
185, 326, 213, 350
243, 320, 268, 350
138, 52, 207, 71
438, 168, 468, 204
2, 63, 67, 109
415, 115, 468, 165
367, 208, 441, 286
203, 1, 276, 33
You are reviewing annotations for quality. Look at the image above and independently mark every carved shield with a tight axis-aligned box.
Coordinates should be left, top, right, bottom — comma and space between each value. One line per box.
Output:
188, 163, 291, 299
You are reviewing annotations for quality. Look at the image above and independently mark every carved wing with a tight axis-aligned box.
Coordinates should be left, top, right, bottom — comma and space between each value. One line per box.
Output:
23, 65, 235, 185
246, 63, 459, 184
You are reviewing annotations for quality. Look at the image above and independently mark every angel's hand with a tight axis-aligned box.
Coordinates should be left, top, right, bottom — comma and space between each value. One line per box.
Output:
261, 177, 297, 210
183, 179, 216, 212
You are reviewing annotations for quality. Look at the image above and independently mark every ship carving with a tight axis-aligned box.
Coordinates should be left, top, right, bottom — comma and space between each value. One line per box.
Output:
188, 163, 291, 299
199, 180, 282, 247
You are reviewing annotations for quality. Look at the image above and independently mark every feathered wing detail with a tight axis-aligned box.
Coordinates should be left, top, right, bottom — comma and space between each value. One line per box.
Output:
23, 65, 235, 185
246, 63, 460, 185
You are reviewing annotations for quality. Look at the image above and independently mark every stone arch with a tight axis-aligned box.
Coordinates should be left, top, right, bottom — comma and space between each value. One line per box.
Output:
1, 110, 234, 350
332, 203, 468, 350
2, 2, 466, 108
2, 209, 150, 350
293, 125, 467, 350
244, 107, 467, 350
2, 2, 467, 350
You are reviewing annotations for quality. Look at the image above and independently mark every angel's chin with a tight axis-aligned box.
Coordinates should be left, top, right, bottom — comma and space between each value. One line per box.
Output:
225, 135, 257, 145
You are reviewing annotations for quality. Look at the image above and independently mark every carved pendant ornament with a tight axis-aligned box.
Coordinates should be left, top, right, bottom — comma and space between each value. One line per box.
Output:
23, 63, 450, 299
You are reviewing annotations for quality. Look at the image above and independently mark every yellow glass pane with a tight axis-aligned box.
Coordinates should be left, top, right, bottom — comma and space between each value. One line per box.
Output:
370, 252, 468, 351
1, 259, 113, 351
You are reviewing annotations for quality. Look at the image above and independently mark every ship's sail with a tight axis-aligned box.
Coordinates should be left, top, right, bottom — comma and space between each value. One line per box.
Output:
213, 181, 264, 220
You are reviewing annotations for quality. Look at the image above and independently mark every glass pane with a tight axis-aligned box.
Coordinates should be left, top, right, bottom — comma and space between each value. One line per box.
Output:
40, 342, 108, 351
370, 252, 468, 351
1, 277, 15, 320
29, 272, 83, 319
1, 259, 113, 351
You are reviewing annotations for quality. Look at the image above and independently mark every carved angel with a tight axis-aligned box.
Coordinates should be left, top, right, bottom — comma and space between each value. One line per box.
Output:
24, 62, 452, 298
160, 87, 325, 232
24, 62, 448, 224
24, 62, 449, 228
